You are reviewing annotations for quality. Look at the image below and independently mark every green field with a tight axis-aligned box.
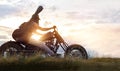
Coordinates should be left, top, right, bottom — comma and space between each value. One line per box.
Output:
0, 56, 120, 71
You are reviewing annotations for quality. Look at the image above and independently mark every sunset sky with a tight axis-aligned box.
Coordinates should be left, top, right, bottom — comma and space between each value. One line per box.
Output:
0, 0, 120, 58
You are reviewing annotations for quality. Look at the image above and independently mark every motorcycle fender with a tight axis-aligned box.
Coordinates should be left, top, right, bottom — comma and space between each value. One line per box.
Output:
1, 41, 24, 49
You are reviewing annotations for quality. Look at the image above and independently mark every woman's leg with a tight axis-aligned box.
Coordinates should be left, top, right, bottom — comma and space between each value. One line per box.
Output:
28, 40, 54, 56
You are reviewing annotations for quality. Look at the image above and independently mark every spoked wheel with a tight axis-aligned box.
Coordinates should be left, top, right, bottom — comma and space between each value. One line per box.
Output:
0, 41, 23, 58
69, 49, 83, 58
66, 44, 88, 59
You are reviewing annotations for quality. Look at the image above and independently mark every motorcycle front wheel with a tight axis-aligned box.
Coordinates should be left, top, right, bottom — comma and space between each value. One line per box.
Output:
0, 41, 23, 58
65, 44, 88, 59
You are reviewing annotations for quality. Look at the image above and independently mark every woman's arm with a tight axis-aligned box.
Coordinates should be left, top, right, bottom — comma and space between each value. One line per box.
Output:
32, 22, 54, 31
38, 26, 53, 31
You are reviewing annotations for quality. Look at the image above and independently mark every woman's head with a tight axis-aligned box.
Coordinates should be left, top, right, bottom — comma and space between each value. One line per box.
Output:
30, 14, 40, 24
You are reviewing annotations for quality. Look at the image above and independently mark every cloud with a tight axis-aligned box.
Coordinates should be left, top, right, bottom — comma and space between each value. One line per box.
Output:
47, 0, 120, 24
63, 8, 120, 24
96, 9, 120, 24
1, 0, 120, 24
0, 26, 13, 33
0, 26, 13, 45
0, 0, 44, 28
66, 24, 120, 57
0, 0, 41, 19
0, 4, 18, 19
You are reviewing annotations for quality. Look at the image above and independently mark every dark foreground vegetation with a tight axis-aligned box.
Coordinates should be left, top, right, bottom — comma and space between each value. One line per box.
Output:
0, 56, 119, 71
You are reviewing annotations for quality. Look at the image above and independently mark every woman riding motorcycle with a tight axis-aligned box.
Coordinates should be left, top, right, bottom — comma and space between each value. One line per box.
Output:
12, 6, 55, 56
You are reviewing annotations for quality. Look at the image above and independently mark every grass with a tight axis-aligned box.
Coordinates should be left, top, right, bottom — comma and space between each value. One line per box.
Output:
0, 56, 119, 71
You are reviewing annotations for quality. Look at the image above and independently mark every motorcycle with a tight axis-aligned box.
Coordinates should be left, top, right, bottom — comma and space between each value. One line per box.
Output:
0, 25, 88, 59
0, 6, 88, 59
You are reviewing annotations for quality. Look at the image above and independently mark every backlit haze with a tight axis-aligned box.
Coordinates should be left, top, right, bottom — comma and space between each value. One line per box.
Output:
0, 0, 120, 58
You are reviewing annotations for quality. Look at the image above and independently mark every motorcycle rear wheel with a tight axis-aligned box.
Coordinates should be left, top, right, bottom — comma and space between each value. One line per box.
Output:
66, 44, 88, 59
0, 41, 23, 58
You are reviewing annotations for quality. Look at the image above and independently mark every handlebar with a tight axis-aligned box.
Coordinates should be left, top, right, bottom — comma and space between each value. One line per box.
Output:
53, 25, 57, 32
53, 26, 56, 29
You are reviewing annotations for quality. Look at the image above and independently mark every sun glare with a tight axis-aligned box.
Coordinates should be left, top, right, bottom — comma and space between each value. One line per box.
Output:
31, 33, 41, 41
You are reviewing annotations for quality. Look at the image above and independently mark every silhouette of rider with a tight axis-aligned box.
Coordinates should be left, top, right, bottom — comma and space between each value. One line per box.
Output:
12, 6, 55, 56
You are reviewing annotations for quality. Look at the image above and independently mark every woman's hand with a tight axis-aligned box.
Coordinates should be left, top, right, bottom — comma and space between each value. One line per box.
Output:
52, 26, 56, 29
